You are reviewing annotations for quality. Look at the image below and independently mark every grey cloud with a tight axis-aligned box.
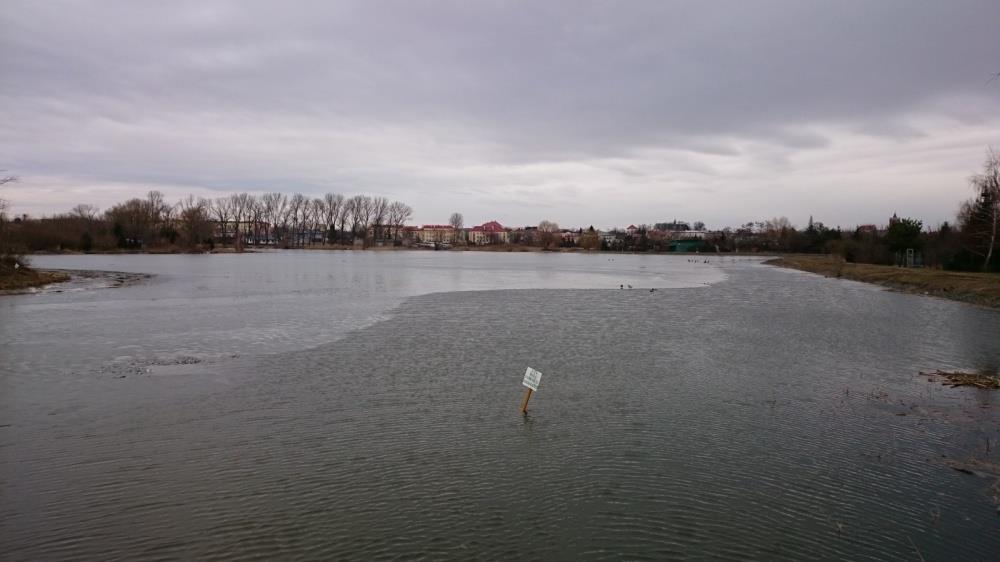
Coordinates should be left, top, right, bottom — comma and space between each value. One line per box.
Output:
1, 0, 999, 226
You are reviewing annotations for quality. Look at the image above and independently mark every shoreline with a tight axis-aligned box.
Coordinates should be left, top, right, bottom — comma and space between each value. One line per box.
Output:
0, 267, 72, 292
30, 244, 582, 254
0, 268, 149, 295
766, 255, 1000, 310
30, 245, 775, 255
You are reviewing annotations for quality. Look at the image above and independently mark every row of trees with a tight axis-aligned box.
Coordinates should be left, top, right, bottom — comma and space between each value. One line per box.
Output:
6, 191, 414, 253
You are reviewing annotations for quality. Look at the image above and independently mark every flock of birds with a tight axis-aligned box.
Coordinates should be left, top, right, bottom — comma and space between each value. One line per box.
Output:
613, 256, 755, 292
618, 284, 656, 293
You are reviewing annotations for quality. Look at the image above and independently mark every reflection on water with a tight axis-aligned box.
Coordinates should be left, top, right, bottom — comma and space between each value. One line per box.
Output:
1, 252, 999, 559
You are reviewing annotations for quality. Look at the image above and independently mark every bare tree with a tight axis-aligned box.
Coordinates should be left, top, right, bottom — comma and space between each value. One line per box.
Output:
70, 204, 100, 221
177, 195, 212, 250
538, 220, 560, 249
287, 193, 307, 247
147, 190, 170, 228
229, 193, 253, 251
371, 196, 390, 242
247, 196, 264, 246
388, 201, 413, 240
106, 198, 153, 248
357, 196, 374, 244
449, 212, 464, 244
260, 192, 282, 246
348, 195, 373, 244
337, 196, 354, 244
763, 216, 794, 248
211, 196, 233, 245
961, 148, 1000, 271
278, 194, 296, 247
323, 193, 343, 243
309, 198, 326, 245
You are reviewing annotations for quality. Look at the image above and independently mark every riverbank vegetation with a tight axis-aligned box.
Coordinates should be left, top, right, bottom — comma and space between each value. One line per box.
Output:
0, 258, 69, 291
767, 255, 1000, 309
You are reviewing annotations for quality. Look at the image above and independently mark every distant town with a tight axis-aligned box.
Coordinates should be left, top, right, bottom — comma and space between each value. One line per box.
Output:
1, 147, 998, 276
0, 190, 929, 253
0, 190, 986, 271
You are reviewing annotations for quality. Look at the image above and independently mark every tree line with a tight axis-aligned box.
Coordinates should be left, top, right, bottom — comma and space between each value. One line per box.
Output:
597, 149, 999, 272
2, 149, 997, 272
4, 192, 414, 253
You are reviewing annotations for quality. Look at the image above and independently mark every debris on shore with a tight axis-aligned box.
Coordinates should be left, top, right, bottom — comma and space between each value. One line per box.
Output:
921, 370, 1000, 390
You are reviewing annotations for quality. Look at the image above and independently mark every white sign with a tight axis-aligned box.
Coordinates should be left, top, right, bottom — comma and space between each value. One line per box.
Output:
522, 367, 542, 391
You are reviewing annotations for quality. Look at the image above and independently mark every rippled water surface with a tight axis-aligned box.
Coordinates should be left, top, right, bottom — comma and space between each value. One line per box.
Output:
2, 252, 999, 560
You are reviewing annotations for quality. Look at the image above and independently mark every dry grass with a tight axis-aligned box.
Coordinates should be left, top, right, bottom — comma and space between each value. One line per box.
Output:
922, 370, 1000, 390
767, 255, 1000, 309
0, 268, 71, 291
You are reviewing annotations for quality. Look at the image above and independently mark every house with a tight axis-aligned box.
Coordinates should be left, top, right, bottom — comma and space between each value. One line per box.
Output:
656, 221, 691, 232
599, 230, 619, 243
561, 229, 581, 244
416, 224, 456, 244
673, 230, 708, 240
468, 220, 510, 245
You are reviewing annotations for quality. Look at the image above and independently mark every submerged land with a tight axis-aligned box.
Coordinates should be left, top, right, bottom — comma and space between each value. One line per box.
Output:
0, 267, 69, 292
767, 255, 1000, 309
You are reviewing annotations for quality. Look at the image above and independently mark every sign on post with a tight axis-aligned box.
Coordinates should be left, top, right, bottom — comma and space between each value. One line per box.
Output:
520, 367, 542, 414
523, 367, 542, 391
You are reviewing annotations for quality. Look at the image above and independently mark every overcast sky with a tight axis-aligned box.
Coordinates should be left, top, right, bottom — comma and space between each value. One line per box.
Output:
2, 1, 999, 229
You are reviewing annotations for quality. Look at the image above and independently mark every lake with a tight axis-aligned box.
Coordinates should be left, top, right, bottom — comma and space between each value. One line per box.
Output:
2, 251, 998, 559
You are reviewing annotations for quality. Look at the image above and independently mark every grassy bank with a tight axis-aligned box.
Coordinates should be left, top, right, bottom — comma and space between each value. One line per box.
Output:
767, 255, 1000, 309
0, 268, 71, 292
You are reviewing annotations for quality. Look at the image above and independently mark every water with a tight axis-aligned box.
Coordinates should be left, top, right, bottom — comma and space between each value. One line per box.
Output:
2, 252, 998, 559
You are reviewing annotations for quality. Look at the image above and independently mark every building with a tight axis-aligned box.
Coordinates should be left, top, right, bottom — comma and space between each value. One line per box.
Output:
672, 230, 708, 240
656, 221, 691, 232
669, 239, 707, 252
415, 224, 456, 244
468, 220, 510, 245
561, 229, 581, 244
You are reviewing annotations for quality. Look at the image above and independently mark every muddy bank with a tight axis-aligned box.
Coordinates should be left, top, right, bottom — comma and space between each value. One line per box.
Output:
1, 269, 149, 295
767, 255, 1000, 309
0, 268, 71, 292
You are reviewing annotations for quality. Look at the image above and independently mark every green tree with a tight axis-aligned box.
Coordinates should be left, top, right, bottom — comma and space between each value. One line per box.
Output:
884, 217, 923, 252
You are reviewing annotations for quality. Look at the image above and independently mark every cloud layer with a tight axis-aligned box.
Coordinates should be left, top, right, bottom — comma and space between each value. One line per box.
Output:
2, 0, 999, 228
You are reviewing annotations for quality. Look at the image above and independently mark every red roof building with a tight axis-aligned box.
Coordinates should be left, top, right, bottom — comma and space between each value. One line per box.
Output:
469, 221, 510, 245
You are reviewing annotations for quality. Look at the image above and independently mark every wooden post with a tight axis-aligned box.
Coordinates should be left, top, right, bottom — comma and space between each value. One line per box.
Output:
520, 388, 534, 414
